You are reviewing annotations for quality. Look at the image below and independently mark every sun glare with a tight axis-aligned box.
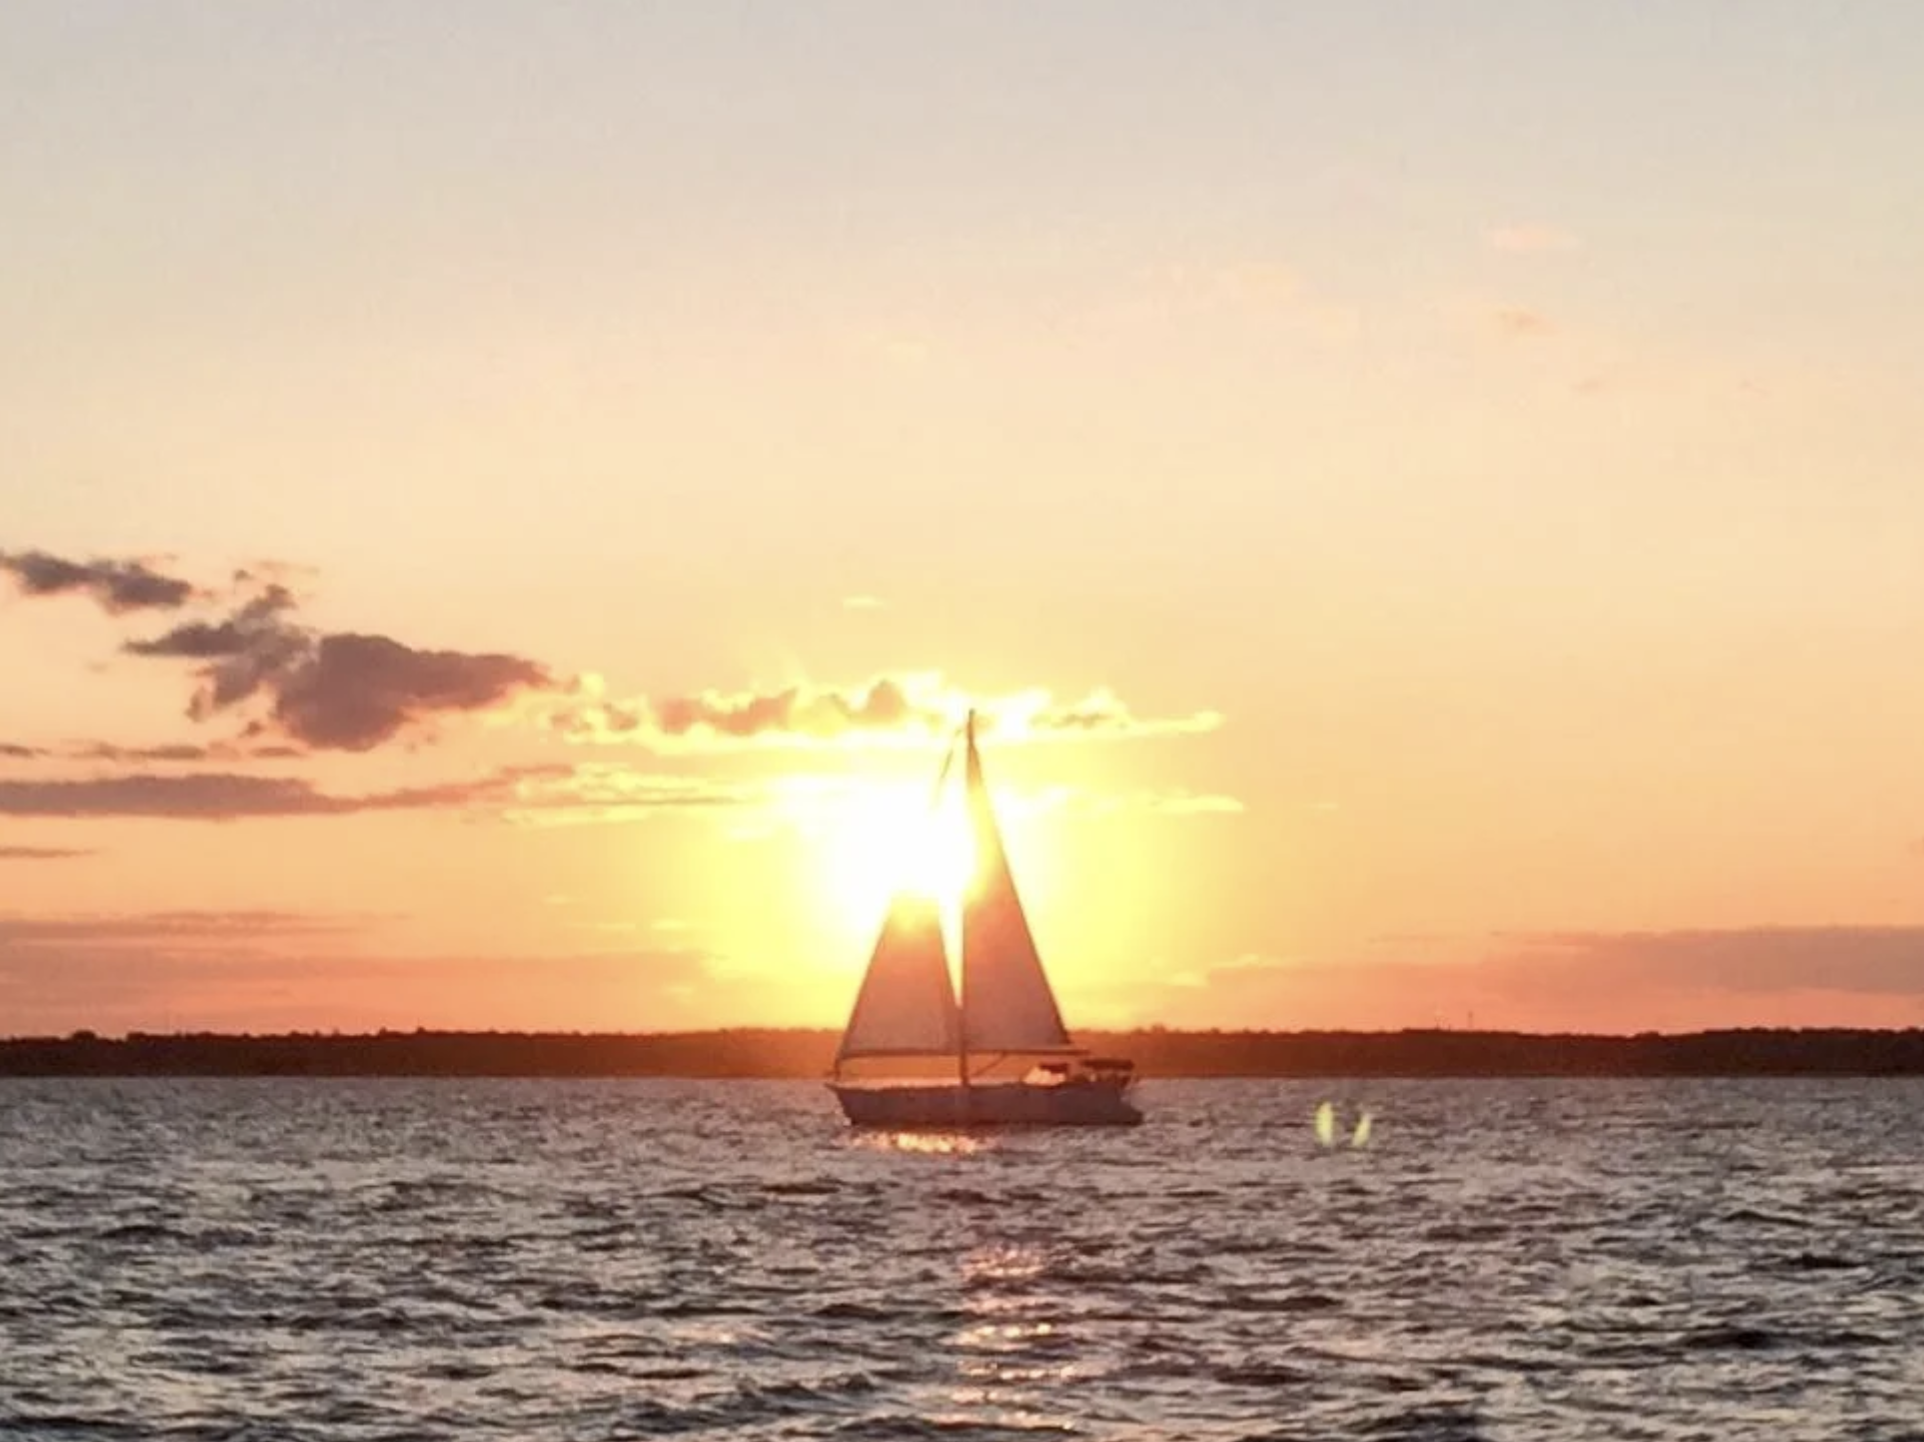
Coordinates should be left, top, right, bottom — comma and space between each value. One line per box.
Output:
820, 780, 976, 942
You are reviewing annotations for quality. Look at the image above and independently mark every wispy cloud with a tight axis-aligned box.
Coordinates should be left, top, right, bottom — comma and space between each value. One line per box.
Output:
1136, 926, 1924, 1031
0, 763, 763, 824
0, 938, 738, 1037
0, 740, 302, 765
0, 845, 93, 861
1485, 224, 1580, 254
553, 673, 1222, 751
0, 550, 198, 613
1491, 306, 1556, 339
0, 766, 559, 821
994, 785, 1245, 820
0, 909, 364, 946
500, 765, 766, 827
1495, 927, 1924, 999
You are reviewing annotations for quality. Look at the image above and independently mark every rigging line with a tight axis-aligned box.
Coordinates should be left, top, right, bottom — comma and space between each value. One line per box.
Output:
926, 716, 964, 814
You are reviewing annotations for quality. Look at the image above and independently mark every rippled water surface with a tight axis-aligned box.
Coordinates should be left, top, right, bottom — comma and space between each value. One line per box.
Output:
4, 1078, 1924, 1439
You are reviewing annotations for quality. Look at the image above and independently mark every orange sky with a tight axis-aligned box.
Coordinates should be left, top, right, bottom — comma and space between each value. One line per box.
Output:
5, 5, 1924, 1037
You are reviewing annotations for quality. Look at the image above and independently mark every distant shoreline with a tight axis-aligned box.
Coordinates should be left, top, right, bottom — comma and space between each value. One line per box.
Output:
6, 1027, 1924, 1078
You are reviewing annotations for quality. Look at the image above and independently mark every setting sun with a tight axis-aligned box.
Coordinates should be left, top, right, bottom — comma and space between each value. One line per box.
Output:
815, 777, 977, 945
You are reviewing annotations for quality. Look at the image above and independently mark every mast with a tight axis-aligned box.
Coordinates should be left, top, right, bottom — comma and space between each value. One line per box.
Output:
956, 709, 975, 1089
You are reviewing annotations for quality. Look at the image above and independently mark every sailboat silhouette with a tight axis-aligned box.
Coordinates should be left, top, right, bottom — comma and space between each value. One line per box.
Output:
828, 710, 1142, 1127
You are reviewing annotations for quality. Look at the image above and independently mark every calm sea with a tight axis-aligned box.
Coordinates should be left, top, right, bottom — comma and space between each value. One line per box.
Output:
2, 1077, 1921, 1440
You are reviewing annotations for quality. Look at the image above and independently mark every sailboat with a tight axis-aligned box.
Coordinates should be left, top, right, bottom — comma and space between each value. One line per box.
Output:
828, 710, 1143, 1127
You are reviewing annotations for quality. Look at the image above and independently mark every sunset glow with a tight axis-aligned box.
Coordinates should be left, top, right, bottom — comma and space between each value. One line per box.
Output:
6, 5, 1924, 1038
809, 774, 978, 953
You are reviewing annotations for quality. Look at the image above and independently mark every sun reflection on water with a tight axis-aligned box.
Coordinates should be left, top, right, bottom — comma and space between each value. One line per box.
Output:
944, 1241, 1081, 1427
962, 1242, 1048, 1285
844, 1129, 992, 1155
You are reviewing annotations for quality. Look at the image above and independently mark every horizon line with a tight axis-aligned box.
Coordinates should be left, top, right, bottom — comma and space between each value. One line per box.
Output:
11, 1024, 1924, 1045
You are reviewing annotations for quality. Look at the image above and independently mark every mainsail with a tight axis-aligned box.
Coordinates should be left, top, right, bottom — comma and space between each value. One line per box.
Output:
958, 714, 1075, 1055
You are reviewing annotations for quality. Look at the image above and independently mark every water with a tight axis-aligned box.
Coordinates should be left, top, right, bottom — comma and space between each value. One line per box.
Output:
3, 1078, 1923, 1440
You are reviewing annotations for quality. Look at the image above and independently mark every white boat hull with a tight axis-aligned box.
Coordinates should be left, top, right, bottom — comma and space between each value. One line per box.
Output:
830, 1080, 1143, 1128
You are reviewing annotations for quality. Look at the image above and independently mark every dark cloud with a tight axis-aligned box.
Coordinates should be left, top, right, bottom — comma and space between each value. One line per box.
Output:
125, 581, 554, 752
0, 550, 197, 612
0, 845, 93, 861
0, 744, 47, 760
126, 583, 300, 663
269, 634, 550, 751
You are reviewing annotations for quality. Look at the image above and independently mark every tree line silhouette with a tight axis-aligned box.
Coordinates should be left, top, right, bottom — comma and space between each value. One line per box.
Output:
6, 1027, 1924, 1077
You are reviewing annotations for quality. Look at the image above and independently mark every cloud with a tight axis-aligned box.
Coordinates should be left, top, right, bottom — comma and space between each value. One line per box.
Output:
0, 763, 755, 824
7, 752, 1228, 832
1498, 927, 1924, 999
1134, 926, 1924, 1032
984, 783, 1243, 821
1486, 225, 1580, 254
73, 741, 305, 763
554, 673, 1222, 751
499, 765, 763, 827
655, 677, 919, 740
3, 550, 556, 753
0, 549, 197, 613
75, 743, 224, 763
15, 547, 1217, 763
1021, 687, 1222, 740
1491, 307, 1555, 338
124, 578, 555, 752
0, 767, 552, 820
0, 909, 361, 945
1, 740, 303, 765
0, 845, 93, 861
266, 633, 551, 751
0, 937, 738, 1036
